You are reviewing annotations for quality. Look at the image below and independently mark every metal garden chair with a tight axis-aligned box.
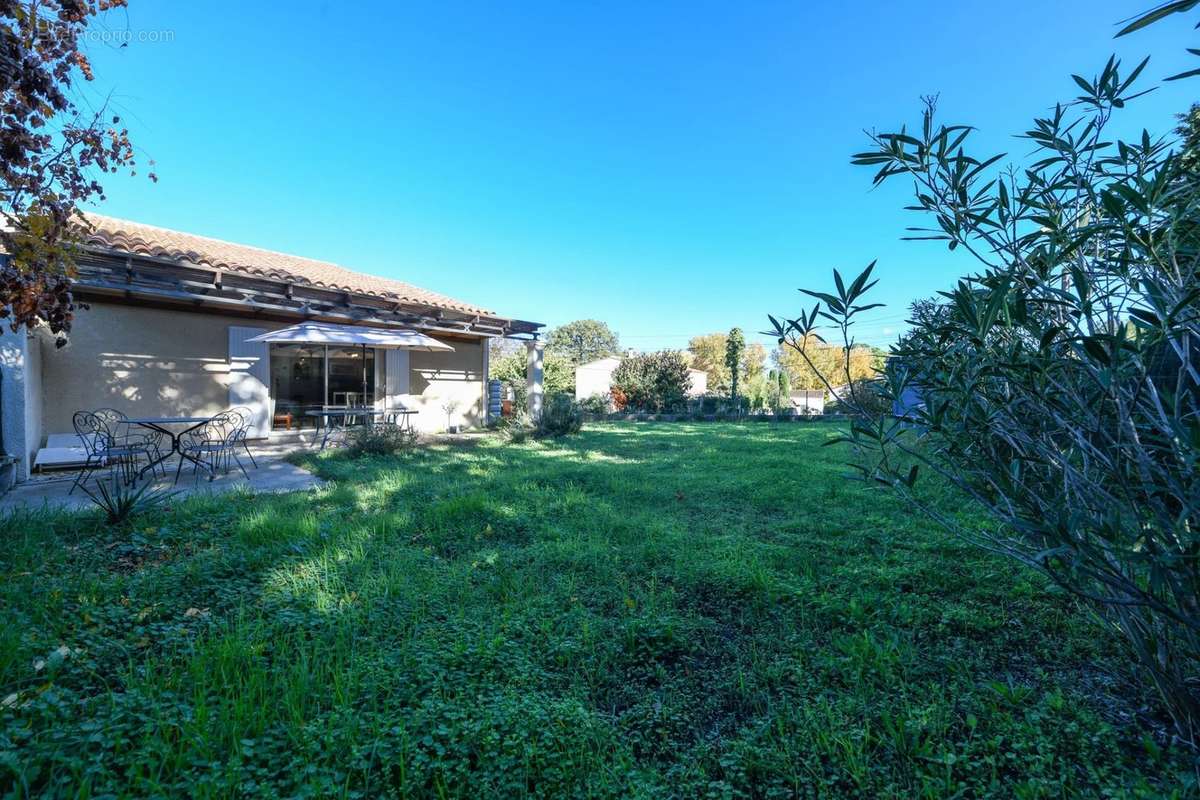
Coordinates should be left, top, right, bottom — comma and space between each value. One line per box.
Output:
228, 406, 259, 468
177, 411, 250, 483
93, 407, 167, 477
69, 411, 154, 495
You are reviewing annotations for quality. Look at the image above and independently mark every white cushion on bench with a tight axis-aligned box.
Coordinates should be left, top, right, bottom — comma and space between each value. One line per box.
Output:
33, 447, 90, 469
46, 433, 97, 449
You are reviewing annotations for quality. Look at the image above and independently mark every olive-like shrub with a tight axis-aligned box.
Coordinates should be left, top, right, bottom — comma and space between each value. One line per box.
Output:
768, 40, 1200, 742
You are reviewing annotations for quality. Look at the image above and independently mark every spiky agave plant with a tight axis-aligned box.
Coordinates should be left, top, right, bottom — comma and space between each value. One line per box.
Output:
82, 475, 178, 526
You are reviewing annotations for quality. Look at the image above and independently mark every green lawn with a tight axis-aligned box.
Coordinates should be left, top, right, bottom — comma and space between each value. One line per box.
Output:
0, 423, 1192, 797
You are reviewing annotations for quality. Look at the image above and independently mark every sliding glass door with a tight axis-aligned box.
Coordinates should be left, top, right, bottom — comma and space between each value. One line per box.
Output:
269, 344, 376, 428
326, 346, 375, 407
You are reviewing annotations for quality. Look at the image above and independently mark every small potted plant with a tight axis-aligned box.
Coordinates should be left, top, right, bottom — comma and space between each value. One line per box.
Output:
442, 399, 462, 433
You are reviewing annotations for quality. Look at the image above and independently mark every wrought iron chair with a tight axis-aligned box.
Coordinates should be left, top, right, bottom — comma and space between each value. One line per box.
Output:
69, 411, 152, 495
93, 407, 167, 477
177, 411, 250, 483
315, 405, 352, 450
228, 406, 259, 468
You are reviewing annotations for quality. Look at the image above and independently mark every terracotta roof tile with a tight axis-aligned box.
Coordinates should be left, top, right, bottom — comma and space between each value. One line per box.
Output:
78, 212, 492, 315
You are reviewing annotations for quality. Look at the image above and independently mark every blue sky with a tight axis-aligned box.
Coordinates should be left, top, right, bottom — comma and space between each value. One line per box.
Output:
81, 1, 1199, 354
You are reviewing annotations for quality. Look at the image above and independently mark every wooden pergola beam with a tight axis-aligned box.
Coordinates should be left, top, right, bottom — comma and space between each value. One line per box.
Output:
71, 249, 542, 338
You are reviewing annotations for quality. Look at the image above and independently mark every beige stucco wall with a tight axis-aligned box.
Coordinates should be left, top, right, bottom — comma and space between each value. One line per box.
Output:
408, 338, 485, 432
37, 301, 486, 440
38, 302, 287, 436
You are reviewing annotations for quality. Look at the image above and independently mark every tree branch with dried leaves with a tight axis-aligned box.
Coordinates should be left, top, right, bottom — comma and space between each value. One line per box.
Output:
0, 0, 153, 346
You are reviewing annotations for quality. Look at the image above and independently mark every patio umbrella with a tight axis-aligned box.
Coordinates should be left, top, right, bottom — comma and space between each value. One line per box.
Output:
247, 322, 454, 406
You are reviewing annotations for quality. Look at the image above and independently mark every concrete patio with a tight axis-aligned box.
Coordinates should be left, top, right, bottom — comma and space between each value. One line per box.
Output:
0, 436, 325, 512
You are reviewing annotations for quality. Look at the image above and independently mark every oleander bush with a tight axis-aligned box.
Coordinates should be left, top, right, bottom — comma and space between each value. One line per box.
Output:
768, 13, 1200, 742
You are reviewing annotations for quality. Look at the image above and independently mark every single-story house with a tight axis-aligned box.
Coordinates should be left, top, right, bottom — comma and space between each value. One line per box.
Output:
573, 356, 707, 402
0, 213, 544, 484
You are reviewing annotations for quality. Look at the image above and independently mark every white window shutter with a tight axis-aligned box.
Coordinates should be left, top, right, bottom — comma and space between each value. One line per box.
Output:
385, 349, 410, 408
228, 326, 272, 438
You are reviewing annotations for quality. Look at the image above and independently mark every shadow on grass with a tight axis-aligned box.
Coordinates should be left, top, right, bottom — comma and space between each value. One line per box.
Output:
0, 422, 1184, 797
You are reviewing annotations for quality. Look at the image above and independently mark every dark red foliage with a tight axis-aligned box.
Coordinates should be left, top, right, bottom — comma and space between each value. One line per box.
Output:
0, 1, 145, 345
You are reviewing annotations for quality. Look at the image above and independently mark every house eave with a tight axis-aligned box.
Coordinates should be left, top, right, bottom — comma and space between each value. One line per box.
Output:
70, 247, 544, 339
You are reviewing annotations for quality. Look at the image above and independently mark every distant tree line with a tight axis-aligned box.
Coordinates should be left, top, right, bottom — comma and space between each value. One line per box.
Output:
491, 317, 887, 414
